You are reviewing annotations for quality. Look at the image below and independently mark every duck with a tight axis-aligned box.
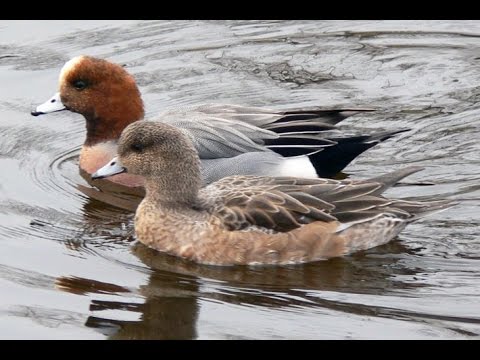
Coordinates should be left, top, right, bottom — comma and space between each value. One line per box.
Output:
31, 55, 408, 190
91, 121, 455, 266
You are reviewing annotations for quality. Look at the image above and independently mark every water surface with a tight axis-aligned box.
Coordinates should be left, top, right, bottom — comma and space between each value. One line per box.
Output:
0, 20, 479, 339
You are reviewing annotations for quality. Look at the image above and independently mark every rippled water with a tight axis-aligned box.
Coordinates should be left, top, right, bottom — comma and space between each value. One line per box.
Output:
0, 20, 479, 339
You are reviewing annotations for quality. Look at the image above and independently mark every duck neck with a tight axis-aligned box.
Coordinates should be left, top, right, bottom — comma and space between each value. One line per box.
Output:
144, 179, 200, 210
84, 93, 144, 146
143, 167, 202, 210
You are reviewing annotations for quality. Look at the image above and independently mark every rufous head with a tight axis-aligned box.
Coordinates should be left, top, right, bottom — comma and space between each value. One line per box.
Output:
33, 55, 145, 145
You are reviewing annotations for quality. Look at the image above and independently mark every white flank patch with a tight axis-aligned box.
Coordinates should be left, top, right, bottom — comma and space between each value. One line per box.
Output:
278, 156, 317, 178
59, 56, 85, 84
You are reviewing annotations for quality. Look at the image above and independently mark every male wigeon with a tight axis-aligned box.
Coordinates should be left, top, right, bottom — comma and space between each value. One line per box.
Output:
91, 121, 454, 266
32, 55, 407, 190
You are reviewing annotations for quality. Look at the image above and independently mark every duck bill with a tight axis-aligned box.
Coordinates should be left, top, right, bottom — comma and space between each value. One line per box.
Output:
91, 157, 127, 180
31, 92, 66, 116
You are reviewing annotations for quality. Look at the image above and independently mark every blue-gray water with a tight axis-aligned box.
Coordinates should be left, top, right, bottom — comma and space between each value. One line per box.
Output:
0, 20, 479, 339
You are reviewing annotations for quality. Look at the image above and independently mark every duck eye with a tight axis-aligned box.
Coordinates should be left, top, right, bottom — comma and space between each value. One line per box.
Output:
72, 80, 88, 90
131, 143, 144, 153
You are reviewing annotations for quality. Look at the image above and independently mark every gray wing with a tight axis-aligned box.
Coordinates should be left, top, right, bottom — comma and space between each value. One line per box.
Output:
152, 110, 278, 159
154, 104, 371, 159
200, 152, 286, 186
169, 103, 374, 128
174, 103, 288, 127
198, 176, 386, 232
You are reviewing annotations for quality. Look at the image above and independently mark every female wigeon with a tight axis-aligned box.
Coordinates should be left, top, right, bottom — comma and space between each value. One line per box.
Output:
32, 55, 407, 190
92, 121, 454, 266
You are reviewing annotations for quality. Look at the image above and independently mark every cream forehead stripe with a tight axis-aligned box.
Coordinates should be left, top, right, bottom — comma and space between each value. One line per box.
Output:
59, 56, 85, 84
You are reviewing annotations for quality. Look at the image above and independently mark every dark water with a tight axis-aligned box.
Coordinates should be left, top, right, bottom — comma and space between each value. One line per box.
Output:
0, 20, 479, 339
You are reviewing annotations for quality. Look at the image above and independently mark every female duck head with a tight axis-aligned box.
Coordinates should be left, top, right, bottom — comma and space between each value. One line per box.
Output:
95, 121, 202, 205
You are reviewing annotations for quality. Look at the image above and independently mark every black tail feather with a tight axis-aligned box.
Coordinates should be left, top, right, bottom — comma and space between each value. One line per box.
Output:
308, 129, 410, 178
263, 120, 337, 133
263, 134, 336, 156
265, 108, 377, 135
277, 108, 375, 126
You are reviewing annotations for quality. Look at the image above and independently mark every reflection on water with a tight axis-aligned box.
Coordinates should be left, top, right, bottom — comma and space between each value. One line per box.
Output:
55, 240, 418, 339
0, 20, 479, 339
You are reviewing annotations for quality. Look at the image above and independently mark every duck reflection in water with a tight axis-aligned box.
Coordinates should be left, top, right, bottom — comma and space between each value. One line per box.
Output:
54, 210, 423, 339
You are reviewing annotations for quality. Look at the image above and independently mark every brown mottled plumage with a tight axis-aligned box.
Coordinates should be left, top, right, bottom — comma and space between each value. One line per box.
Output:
93, 121, 455, 266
